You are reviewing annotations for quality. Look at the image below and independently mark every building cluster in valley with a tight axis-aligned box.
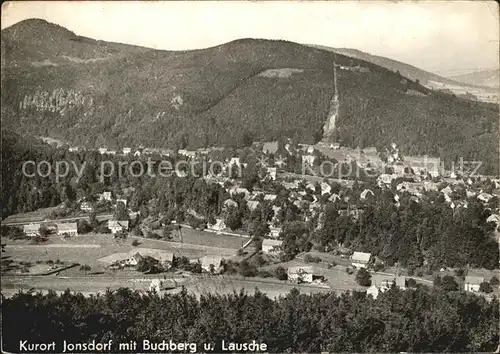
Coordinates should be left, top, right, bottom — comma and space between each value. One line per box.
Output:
22, 138, 500, 245
14, 137, 499, 298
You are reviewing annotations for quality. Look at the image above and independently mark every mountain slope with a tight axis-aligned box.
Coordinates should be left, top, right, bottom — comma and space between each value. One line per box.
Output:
1, 19, 498, 174
311, 45, 499, 92
1, 18, 149, 67
449, 69, 499, 88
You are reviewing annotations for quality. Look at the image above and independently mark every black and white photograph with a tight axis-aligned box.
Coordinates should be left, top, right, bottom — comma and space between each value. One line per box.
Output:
1, 1, 499, 352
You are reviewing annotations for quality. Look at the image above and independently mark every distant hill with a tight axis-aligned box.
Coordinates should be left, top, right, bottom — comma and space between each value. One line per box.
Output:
1, 19, 498, 174
1, 18, 149, 67
448, 69, 499, 88
311, 45, 499, 92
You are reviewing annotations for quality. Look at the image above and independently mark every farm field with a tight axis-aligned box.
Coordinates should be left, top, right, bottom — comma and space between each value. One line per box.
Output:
1, 230, 244, 274
170, 226, 250, 249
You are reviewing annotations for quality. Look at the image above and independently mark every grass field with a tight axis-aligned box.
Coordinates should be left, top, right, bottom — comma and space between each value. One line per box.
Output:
168, 274, 332, 299
2, 231, 242, 275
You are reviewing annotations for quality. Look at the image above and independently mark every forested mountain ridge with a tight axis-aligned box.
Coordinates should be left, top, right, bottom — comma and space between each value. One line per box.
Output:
1, 19, 498, 174
1, 18, 149, 66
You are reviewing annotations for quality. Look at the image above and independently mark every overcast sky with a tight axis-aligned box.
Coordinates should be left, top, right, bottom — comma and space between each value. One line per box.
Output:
2, 1, 498, 75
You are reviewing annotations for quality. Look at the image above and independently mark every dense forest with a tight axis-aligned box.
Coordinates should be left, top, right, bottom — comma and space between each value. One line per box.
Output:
2, 19, 498, 173
2, 286, 499, 353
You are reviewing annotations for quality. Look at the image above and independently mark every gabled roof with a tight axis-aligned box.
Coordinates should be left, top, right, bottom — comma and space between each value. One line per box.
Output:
395, 276, 406, 288
23, 224, 40, 232
108, 220, 129, 229
464, 276, 484, 285
56, 222, 77, 231
200, 255, 223, 268
440, 185, 453, 195
287, 265, 315, 274
486, 214, 500, 224
351, 251, 372, 263
262, 239, 282, 247
264, 194, 277, 201
230, 187, 250, 196
477, 193, 493, 202
329, 193, 340, 202
247, 200, 260, 211
223, 199, 238, 208
131, 252, 144, 261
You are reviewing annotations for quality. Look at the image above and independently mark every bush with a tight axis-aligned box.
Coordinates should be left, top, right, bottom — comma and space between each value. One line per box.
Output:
455, 268, 465, 277
407, 278, 417, 288
131, 239, 140, 247
373, 263, 384, 272
355, 268, 372, 287
479, 282, 493, 293
274, 266, 288, 280
440, 275, 459, 291
97, 224, 111, 234
257, 270, 272, 278
407, 267, 415, 276
416, 270, 424, 277
222, 260, 238, 275
346, 267, 354, 275
238, 260, 257, 277
489, 276, 499, 286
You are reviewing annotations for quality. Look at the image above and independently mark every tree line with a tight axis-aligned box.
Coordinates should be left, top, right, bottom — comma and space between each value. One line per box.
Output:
1, 285, 498, 353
